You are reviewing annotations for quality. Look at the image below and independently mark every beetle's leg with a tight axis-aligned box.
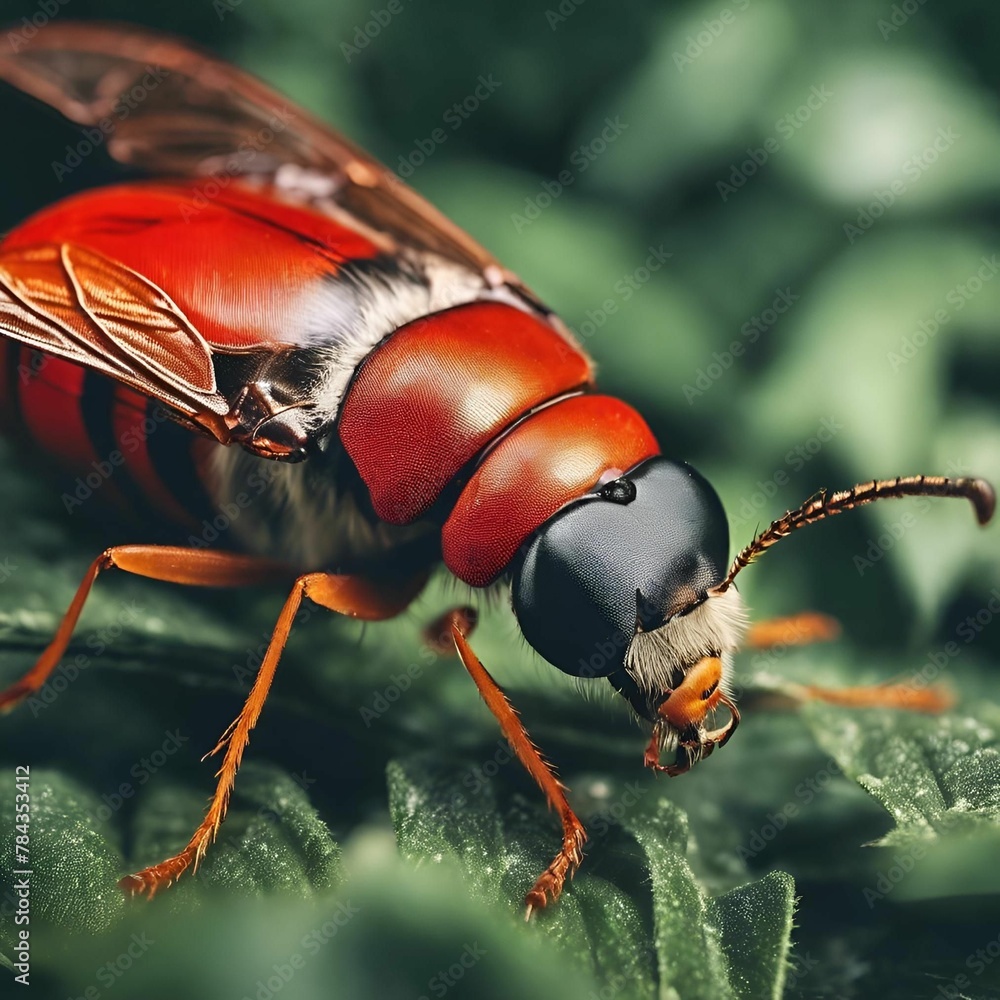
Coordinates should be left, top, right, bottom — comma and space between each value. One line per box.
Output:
771, 679, 953, 713
119, 569, 425, 897
0, 545, 290, 712
744, 611, 951, 712
450, 625, 586, 919
422, 606, 478, 655
745, 612, 840, 650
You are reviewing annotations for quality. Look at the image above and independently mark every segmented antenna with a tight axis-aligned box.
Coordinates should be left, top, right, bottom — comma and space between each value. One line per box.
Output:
713, 475, 995, 594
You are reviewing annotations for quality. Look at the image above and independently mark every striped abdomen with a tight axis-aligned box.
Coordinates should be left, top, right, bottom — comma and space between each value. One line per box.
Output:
0, 344, 214, 528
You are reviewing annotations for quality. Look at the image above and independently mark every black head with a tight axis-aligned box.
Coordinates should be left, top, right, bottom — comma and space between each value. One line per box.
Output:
511, 454, 996, 777
511, 456, 730, 721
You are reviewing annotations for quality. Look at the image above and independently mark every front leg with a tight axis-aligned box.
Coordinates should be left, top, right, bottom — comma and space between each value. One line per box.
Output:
451, 626, 586, 919
120, 568, 427, 896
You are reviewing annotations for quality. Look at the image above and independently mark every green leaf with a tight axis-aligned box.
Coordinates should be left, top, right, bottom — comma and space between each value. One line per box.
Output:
388, 756, 795, 1000
129, 761, 344, 903
804, 706, 1000, 838
388, 756, 657, 998
708, 874, 797, 1000
803, 704, 1000, 900
624, 798, 795, 1000
0, 760, 343, 960
0, 770, 126, 949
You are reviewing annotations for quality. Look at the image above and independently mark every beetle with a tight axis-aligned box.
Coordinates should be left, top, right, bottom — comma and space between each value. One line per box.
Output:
0, 23, 993, 916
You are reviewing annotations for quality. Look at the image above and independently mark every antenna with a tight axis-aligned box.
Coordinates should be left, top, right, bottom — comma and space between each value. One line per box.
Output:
712, 475, 995, 594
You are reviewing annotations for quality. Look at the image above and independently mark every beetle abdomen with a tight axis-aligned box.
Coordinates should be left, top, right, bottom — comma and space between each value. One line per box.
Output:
0, 342, 214, 528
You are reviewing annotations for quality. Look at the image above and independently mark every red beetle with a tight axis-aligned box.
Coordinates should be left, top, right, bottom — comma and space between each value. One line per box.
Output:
0, 24, 993, 914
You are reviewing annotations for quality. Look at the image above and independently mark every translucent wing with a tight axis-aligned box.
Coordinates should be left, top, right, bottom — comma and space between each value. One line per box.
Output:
0, 22, 518, 285
0, 242, 232, 439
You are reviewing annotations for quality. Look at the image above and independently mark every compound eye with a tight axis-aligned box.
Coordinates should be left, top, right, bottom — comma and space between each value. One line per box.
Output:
511, 456, 729, 682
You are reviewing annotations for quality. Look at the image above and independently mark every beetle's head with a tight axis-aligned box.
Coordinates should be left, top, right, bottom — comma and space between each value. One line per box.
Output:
511, 456, 746, 776
512, 454, 994, 776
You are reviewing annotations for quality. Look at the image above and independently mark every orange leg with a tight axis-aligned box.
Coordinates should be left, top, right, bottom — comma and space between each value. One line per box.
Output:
422, 606, 478, 656
0, 545, 289, 712
780, 679, 953, 713
451, 625, 586, 919
745, 611, 840, 650
120, 569, 425, 896
0, 543, 426, 896
744, 612, 951, 712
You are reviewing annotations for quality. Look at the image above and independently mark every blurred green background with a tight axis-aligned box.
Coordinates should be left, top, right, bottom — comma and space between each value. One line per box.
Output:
1, 1, 1000, 998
